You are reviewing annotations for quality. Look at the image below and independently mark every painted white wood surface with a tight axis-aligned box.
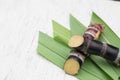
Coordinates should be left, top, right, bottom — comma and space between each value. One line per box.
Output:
0, 0, 119, 80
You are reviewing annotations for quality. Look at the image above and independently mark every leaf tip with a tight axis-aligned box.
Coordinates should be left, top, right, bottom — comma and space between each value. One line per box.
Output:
39, 31, 44, 35
52, 20, 59, 27
69, 14, 76, 21
52, 20, 56, 24
92, 11, 97, 17
69, 14, 74, 18
52, 20, 58, 31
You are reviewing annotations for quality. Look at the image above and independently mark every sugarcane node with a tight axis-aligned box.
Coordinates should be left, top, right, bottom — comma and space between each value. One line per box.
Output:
68, 35, 84, 48
64, 50, 84, 75
70, 50, 86, 62
94, 30, 100, 40
64, 58, 80, 75
84, 24, 104, 40
90, 24, 104, 32
119, 61, 120, 66
70, 49, 86, 57
116, 63, 120, 67
114, 60, 120, 67
114, 49, 120, 67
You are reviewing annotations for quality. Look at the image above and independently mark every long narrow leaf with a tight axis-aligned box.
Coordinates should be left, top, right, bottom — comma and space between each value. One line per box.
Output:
91, 12, 120, 78
37, 43, 65, 68
37, 32, 101, 80
70, 14, 119, 80
39, 32, 70, 59
70, 15, 86, 35
53, 21, 112, 80
69, 15, 117, 79
70, 14, 120, 80
37, 12, 120, 80
37, 44, 101, 80
53, 20, 71, 45
91, 12, 120, 47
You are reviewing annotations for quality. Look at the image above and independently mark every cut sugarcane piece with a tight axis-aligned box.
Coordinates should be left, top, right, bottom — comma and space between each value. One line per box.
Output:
37, 44, 102, 80
68, 35, 84, 47
38, 32, 103, 80
90, 12, 120, 78
68, 35, 89, 55
84, 24, 104, 40
66, 34, 85, 75
64, 50, 85, 75
64, 58, 80, 75
53, 20, 113, 80
67, 22, 104, 75
69, 14, 119, 80
72, 36, 120, 66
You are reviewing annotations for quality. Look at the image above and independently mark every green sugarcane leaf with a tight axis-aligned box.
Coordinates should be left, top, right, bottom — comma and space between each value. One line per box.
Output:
70, 13, 119, 80
37, 32, 102, 80
37, 43, 65, 68
38, 32, 70, 59
82, 58, 112, 80
91, 12, 120, 48
91, 12, 120, 78
53, 21, 112, 80
37, 44, 101, 80
69, 15, 117, 79
70, 15, 86, 35
37, 12, 120, 80
53, 20, 71, 45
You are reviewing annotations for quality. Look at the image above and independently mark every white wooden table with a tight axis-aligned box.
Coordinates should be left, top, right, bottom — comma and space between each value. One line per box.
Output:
0, 0, 120, 80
